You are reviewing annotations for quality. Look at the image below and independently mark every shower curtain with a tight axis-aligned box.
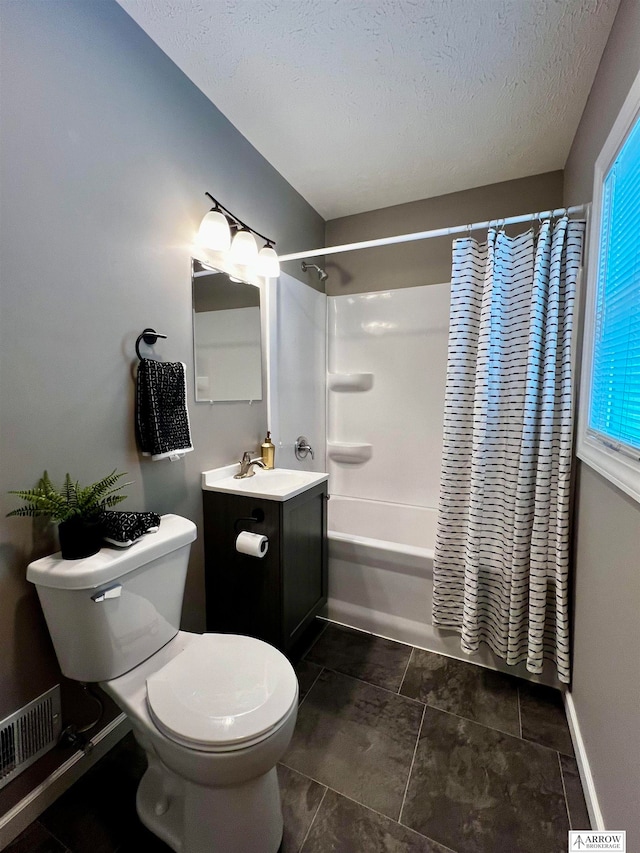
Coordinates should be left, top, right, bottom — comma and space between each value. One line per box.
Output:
432, 217, 585, 683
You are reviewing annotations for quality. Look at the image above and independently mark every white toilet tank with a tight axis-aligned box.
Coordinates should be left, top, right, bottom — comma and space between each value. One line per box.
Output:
27, 514, 197, 683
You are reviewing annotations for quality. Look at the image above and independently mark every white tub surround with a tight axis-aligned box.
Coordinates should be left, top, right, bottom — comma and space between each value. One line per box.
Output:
268, 272, 327, 472
327, 497, 435, 648
326, 442, 373, 464
327, 284, 450, 505
327, 373, 374, 392
325, 284, 449, 647
327, 496, 562, 686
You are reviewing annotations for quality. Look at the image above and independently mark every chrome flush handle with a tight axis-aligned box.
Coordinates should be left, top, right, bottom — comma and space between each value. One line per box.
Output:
91, 584, 122, 603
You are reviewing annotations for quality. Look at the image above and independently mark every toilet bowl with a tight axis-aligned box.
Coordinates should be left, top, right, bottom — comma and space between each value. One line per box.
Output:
27, 514, 297, 853
104, 631, 298, 853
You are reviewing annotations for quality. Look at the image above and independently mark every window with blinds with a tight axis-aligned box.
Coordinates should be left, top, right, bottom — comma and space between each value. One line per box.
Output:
578, 71, 640, 503
588, 113, 640, 458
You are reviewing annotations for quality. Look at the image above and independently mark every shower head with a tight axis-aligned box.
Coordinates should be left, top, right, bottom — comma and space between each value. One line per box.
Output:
301, 261, 328, 282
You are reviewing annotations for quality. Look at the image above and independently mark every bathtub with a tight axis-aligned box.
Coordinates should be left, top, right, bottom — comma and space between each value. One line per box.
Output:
326, 495, 437, 650
326, 494, 562, 684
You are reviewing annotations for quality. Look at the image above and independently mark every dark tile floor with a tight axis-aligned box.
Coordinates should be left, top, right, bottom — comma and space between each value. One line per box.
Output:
7, 622, 590, 853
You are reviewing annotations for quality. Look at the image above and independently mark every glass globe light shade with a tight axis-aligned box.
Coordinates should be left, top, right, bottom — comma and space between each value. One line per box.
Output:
230, 229, 259, 265
196, 210, 231, 251
257, 244, 280, 278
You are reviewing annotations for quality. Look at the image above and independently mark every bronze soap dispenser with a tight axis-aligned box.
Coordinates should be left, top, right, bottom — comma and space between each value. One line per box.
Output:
261, 431, 275, 469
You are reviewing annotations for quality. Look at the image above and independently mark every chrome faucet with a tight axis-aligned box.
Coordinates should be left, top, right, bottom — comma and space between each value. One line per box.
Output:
234, 451, 267, 479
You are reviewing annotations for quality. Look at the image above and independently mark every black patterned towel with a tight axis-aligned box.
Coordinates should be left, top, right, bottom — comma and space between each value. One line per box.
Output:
136, 359, 193, 461
100, 511, 161, 548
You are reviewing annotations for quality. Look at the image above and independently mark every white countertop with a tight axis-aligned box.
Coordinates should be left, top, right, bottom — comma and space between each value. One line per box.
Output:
202, 464, 329, 502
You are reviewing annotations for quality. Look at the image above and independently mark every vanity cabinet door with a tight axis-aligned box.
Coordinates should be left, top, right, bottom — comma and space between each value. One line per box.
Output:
203, 483, 327, 656
281, 484, 327, 650
203, 490, 282, 647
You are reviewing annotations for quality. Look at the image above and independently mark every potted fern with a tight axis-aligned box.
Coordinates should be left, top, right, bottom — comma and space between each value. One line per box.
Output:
7, 470, 130, 559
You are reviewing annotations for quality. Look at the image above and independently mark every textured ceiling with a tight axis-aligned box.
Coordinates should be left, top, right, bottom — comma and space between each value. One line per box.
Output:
117, 0, 619, 220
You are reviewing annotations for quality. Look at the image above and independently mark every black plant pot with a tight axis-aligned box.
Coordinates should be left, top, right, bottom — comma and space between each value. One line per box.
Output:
58, 517, 102, 560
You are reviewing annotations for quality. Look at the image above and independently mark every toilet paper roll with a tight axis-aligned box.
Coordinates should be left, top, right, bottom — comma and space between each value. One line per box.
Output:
235, 531, 269, 558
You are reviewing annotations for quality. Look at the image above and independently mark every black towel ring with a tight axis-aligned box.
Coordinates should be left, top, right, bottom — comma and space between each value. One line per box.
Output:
135, 328, 168, 360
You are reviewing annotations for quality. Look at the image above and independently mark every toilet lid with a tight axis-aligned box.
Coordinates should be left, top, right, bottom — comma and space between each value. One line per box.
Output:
146, 634, 298, 749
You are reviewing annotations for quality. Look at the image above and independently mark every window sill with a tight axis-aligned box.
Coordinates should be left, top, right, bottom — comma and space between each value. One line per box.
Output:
576, 434, 640, 505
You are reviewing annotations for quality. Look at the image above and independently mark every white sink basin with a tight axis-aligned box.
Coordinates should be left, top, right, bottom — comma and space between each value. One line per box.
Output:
202, 464, 329, 501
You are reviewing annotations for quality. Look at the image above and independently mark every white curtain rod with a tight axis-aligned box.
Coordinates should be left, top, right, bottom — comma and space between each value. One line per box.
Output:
278, 204, 589, 263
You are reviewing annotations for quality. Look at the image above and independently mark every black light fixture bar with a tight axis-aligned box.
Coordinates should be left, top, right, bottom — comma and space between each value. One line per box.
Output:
205, 192, 276, 247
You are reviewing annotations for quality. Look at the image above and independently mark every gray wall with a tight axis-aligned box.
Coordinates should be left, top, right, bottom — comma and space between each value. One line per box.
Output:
563, 0, 640, 838
0, 0, 323, 740
324, 171, 563, 295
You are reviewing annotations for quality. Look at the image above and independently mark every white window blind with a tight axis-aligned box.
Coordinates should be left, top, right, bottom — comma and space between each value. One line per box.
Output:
588, 113, 640, 458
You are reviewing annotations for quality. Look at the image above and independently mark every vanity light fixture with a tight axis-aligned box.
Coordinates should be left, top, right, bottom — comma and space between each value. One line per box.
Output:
257, 242, 280, 278
197, 193, 280, 278
196, 206, 231, 252
230, 228, 259, 264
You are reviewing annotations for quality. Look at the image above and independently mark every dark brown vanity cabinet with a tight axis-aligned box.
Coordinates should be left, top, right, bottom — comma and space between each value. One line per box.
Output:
202, 482, 328, 656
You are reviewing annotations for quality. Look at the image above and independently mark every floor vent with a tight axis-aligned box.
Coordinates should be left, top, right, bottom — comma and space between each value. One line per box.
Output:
0, 685, 61, 790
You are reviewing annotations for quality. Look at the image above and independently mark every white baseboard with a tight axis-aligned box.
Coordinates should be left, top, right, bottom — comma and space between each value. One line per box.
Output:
563, 691, 604, 830
0, 714, 131, 850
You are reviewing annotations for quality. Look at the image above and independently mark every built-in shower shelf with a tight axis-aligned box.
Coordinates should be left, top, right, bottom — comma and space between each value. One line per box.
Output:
327, 442, 373, 464
327, 372, 374, 392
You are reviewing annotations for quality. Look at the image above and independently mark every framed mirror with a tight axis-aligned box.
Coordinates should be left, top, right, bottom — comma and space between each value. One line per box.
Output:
192, 259, 263, 402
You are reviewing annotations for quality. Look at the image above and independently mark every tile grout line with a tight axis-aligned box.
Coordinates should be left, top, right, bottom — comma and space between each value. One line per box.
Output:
398, 702, 426, 826
306, 662, 562, 750
279, 762, 413, 832
303, 665, 426, 706
300, 620, 330, 658
557, 750, 573, 830
297, 667, 324, 709
302, 660, 565, 755
35, 819, 71, 853
397, 647, 414, 695
406, 699, 569, 754
280, 760, 456, 852
298, 786, 328, 853
513, 690, 575, 756
517, 684, 523, 739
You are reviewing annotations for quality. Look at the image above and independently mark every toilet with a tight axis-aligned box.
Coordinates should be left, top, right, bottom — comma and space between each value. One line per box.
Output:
27, 514, 298, 853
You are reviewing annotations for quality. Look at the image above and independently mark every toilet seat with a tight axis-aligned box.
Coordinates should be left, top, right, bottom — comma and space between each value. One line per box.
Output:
146, 633, 298, 752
